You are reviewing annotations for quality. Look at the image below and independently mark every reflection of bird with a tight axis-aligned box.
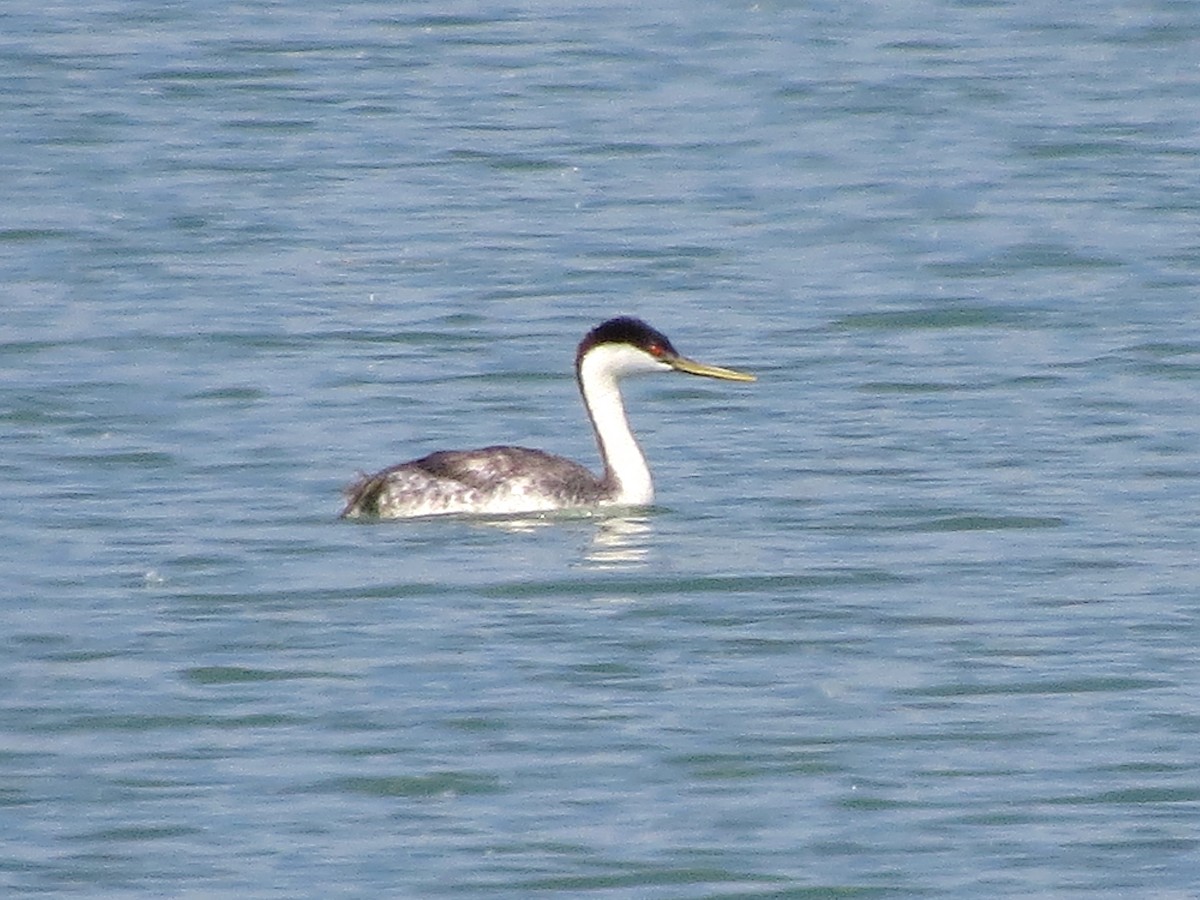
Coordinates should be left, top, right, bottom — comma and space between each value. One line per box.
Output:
341, 317, 755, 519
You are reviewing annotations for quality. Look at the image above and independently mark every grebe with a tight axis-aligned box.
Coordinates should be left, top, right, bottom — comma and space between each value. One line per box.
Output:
340, 316, 755, 519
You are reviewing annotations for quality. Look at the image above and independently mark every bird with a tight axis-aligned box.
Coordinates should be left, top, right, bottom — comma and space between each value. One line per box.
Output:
340, 316, 755, 519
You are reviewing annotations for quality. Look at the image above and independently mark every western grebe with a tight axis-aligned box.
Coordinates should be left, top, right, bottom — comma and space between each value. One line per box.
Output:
340, 316, 755, 519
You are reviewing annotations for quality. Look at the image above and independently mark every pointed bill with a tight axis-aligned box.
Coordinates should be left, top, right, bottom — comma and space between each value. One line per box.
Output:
667, 355, 756, 382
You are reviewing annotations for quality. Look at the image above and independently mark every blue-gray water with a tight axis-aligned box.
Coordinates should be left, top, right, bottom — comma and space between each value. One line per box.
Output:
3, 1, 1199, 896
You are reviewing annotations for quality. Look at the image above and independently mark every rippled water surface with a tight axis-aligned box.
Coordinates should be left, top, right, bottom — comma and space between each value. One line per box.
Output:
4, 1, 1200, 896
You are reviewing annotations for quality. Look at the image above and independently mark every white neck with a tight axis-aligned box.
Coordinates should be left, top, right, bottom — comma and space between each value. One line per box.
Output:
578, 345, 661, 506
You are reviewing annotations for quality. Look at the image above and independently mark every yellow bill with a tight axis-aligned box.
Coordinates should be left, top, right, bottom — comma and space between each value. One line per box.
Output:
668, 355, 757, 382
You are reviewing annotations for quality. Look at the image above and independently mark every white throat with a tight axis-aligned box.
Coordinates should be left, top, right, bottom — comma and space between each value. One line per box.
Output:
577, 344, 666, 506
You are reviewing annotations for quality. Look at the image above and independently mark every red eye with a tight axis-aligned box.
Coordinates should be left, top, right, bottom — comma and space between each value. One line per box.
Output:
648, 343, 664, 357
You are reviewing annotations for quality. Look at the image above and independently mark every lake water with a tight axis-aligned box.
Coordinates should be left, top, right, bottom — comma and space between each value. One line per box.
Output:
3, 1, 1200, 896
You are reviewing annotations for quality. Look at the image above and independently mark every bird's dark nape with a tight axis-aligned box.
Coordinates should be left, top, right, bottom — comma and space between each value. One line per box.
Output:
576, 316, 678, 365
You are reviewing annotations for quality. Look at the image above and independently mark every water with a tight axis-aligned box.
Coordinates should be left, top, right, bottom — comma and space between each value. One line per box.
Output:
3, 0, 1200, 896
